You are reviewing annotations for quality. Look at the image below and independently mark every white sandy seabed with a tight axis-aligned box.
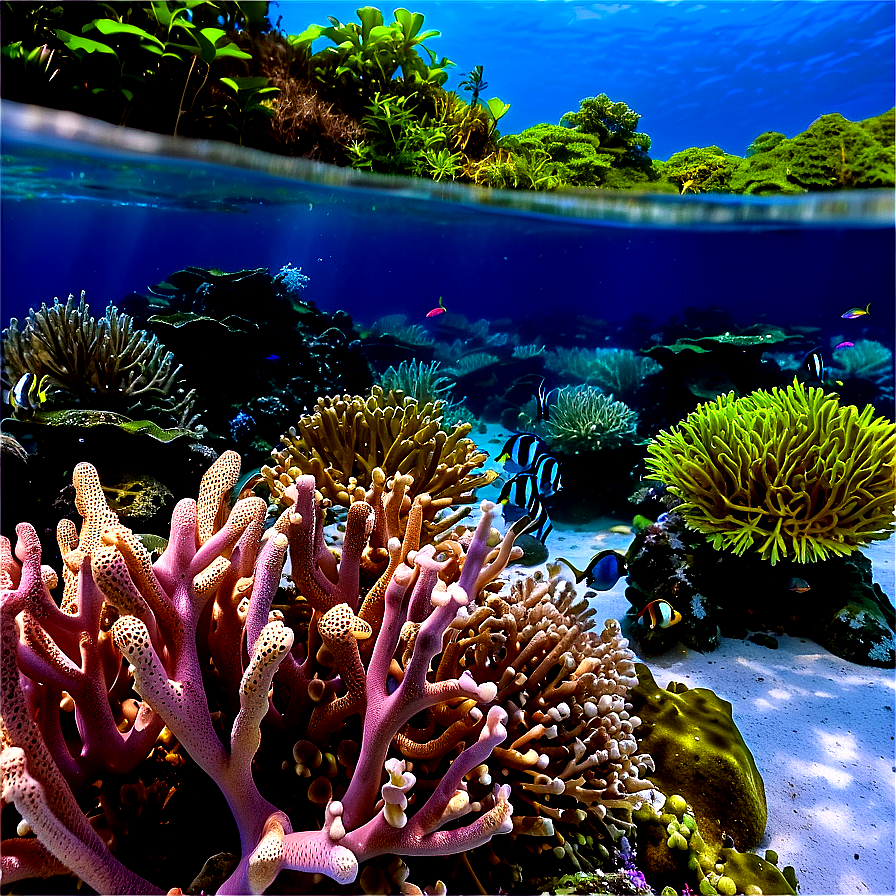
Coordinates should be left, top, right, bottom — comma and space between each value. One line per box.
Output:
474, 424, 896, 896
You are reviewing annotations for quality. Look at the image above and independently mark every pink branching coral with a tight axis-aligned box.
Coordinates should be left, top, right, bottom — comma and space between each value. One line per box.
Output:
1, 452, 517, 894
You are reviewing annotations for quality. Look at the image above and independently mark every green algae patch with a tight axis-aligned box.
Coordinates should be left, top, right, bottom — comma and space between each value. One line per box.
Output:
631, 664, 767, 852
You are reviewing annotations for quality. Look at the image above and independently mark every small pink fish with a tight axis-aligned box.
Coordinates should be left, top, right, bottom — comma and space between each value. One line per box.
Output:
840, 302, 872, 319
425, 296, 446, 318
834, 341, 854, 350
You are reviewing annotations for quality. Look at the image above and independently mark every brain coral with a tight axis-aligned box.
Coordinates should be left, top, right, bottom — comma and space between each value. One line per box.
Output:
645, 379, 896, 564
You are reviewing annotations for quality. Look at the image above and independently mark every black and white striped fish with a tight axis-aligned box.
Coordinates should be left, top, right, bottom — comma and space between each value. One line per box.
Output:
497, 432, 550, 475
498, 472, 553, 541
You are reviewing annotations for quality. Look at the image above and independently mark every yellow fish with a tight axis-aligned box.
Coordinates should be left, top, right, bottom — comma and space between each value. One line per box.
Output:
637, 599, 683, 630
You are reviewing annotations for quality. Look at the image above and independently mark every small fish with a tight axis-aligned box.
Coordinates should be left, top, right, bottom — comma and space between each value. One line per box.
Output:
9, 373, 50, 414
498, 432, 550, 475
534, 377, 558, 422
787, 577, 811, 593
425, 296, 447, 318
265, 354, 281, 362
804, 349, 844, 387
834, 341, 854, 350
607, 525, 632, 535
556, 550, 626, 591
530, 452, 562, 498
498, 473, 553, 541
637, 599, 683, 630
840, 302, 872, 319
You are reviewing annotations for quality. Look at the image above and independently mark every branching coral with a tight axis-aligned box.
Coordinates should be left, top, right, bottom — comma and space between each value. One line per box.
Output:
1, 452, 520, 894
546, 348, 660, 399
645, 379, 896, 563
540, 386, 640, 454
262, 387, 498, 543
438, 571, 655, 886
1, 292, 201, 429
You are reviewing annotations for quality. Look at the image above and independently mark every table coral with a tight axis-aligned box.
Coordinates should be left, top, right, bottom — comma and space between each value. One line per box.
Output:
645, 378, 896, 564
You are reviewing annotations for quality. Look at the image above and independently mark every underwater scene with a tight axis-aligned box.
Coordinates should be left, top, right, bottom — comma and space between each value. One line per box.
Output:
1, 3, 895, 896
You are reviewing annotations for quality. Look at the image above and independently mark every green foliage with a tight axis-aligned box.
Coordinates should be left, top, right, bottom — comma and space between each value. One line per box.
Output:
730, 109, 896, 194
745, 130, 786, 157
513, 124, 611, 187
290, 6, 453, 92
0, 2, 275, 138
561, 92, 652, 156
658, 145, 743, 194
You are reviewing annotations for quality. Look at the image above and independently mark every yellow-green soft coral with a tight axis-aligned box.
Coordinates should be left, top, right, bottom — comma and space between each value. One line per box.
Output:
645, 379, 896, 564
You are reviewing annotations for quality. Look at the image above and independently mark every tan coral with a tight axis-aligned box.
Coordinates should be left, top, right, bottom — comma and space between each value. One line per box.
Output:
262, 387, 498, 544
433, 572, 655, 883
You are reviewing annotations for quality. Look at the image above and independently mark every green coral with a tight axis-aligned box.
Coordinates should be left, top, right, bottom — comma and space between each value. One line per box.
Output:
512, 123, 612, 187
561, 93, 652, 157
730, 109, 896, 194
631, 665, 767, 853
645, 379, 896, 563
659, 145, 744, 194
541, 385, 639, 454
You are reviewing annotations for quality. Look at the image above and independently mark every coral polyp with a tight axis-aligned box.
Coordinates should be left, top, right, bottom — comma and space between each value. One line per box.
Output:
645, 379, 896, 564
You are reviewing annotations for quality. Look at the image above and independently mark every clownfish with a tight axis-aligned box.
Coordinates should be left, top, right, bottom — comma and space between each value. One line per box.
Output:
637, 599, 683, 630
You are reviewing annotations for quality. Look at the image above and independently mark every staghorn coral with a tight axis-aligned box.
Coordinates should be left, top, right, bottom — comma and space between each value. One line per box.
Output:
262, 387, 498, 543
541, 386, 640, 454
1, 292, 201, 430
546, 348, 660, 399
437, 571, 655, 888
1, 453, 520, 895
645, 379, 896, 564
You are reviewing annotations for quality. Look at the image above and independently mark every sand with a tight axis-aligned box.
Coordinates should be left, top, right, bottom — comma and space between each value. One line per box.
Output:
477, 424, 896, 896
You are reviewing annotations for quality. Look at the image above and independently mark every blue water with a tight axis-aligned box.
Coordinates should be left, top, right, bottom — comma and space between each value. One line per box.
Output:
1, 103, 894, 345
275, 0, 896, 160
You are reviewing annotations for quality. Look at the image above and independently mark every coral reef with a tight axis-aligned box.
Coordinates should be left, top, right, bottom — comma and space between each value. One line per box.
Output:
262, 387, 498, 544
622, 497, 896, 666
645, 379, 896, 564
540, 386, 640, 455
126, 265, 372, 459
630, 665, 766, 853
1, 452, 522, 894
444, 572, 655, 887
545, 348, 660, 400
1, 292, 201, 430
832, 338, 893, 383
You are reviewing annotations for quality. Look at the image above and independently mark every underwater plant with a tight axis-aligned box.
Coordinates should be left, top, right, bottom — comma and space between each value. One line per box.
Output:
729, 108, 896, 193
658, 145, 743, 194
1, 292, 201, 430
645, 379, 896, 564
545, 347, 660, 400
540, 386, 640, 454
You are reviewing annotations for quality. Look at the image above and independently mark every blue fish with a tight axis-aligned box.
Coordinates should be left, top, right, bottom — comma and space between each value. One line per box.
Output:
557, 550, 626, 591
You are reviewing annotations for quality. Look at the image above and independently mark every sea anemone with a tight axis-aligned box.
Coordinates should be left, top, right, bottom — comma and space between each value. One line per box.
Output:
645, 379, 896, 563
542, 386, 640, 454
545, 347, 659, 399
